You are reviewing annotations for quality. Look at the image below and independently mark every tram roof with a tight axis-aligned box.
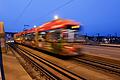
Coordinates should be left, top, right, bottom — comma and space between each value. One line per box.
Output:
37, 19, 79, 32
15, 28, 35, 36
24, 28, 35, 34
14, 19, 80, 36
14, 32, 24, 36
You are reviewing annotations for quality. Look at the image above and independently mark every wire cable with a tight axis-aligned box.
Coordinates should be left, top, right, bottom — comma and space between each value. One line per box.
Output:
15, 0, 75, 29
35, 0, 75, 21
15, 0, 33, 22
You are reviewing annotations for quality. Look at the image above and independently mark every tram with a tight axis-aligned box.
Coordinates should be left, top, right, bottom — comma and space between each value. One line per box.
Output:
14, 19, 85, 56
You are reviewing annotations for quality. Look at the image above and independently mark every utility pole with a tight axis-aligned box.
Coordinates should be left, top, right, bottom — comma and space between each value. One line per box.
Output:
115, 33, 117, 37
97, 33, 100, 43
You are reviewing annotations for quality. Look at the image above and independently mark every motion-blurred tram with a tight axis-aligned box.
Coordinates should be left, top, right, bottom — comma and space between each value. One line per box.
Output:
14, 19, 85, 56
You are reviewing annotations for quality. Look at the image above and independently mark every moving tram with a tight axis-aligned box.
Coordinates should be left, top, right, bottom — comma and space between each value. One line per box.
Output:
14, 19, 84, 56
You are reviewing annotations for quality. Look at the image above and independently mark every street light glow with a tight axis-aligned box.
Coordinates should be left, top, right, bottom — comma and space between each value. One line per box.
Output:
54, 15, 59, 20
33, 25, 37, 28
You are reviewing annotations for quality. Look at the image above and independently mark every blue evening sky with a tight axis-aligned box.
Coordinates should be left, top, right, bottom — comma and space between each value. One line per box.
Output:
0, 0, 120, 36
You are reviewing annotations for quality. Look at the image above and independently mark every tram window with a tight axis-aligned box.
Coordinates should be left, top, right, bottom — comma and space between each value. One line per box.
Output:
61, 25, 80, 42
24, 33, 35, 41
31, 33, 35, 41
47, 30, 61, 42
25, 34, 30, 41
24, 34, 27, 40
38, 32, 47, 41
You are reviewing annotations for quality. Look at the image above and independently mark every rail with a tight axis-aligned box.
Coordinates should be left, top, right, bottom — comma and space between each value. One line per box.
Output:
9, 44, 85, 80
74, 57, 120, 75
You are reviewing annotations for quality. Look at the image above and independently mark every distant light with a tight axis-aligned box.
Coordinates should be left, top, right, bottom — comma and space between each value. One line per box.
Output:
54, 15, 59, 20
33, 25, 37, 28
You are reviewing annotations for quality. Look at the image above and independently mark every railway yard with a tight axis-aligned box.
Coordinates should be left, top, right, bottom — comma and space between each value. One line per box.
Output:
2, 43, 120, 80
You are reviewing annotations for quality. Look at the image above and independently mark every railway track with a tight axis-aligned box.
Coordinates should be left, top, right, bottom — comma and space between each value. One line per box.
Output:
73, 57, 120, 75
8, 43, 120, 80
9, 44, 85, 80
19, 43, 120, 75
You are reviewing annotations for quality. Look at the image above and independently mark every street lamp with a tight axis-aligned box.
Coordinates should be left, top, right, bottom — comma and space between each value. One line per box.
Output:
54, 15, 59, 20
33, 25, 37, 28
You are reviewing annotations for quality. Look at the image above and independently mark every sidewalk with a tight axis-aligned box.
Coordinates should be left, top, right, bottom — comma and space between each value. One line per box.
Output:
2, 47, 32, 80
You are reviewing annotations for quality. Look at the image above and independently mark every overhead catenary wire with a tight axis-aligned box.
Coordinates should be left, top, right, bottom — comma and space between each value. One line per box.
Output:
15, 0, 75, 29
15, 0, 33, 23
35, 0, 76, 21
